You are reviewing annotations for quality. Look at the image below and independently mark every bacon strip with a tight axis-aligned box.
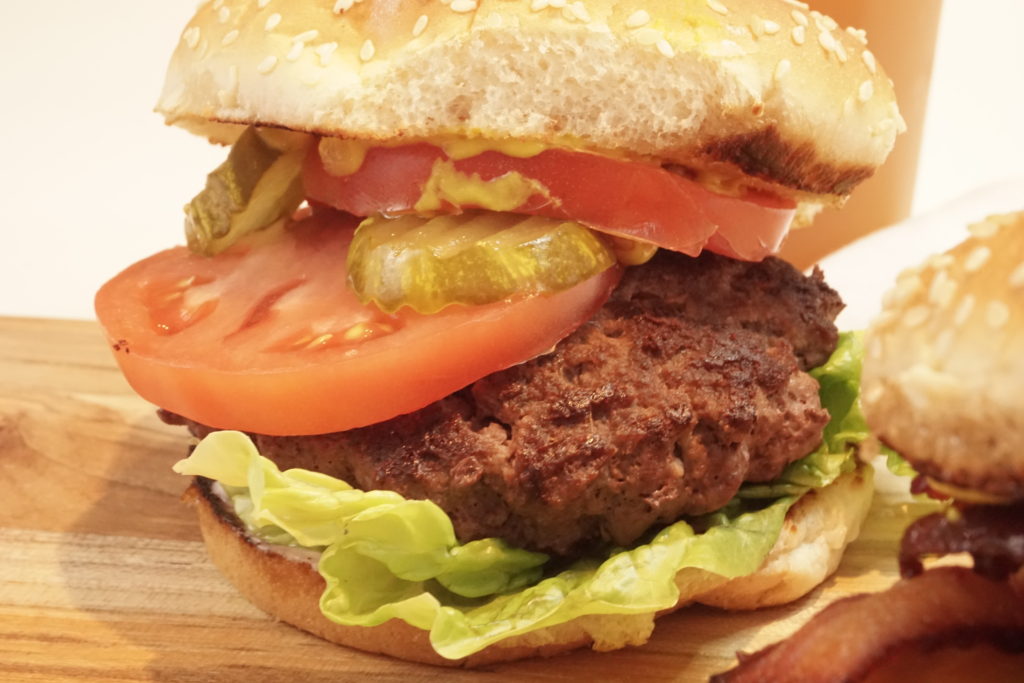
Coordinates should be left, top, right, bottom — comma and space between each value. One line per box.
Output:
899, 505, 1024, 579
712, 567, 1024, 683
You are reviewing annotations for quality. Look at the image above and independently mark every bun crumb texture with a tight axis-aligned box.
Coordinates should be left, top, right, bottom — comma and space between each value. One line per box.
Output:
158, 0, 901, 205
863, 212, 1024, 499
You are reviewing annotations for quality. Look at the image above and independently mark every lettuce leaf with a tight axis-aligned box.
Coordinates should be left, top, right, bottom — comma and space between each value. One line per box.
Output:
173, 432, 547, 601
173, 332, 870, 659
739, 331, 869, 498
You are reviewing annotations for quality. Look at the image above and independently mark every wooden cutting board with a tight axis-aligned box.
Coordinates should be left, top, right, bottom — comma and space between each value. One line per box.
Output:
0, 316, 936, 682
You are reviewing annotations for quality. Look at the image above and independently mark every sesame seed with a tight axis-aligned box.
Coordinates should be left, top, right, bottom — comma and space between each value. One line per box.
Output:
762, 19, 781, 35
968, 219, 999, 238
987, 301, 1010, 328
450, 0, 477, 12
717, 39, 744, 56
835, 41, 848, 63
212, 0, 225, 9
818, 30, 837, 54
633, 27, 663, 46
293, 30, 319, 43
530, 0, 549, 11
846, 26, 868, 44
265, 13, 281, 31
775, 58, 791, 80
218, 6, 230, 23
1010, 263, 1024, 288
413, 14, 429, 37
862, 50, 877, 74
954, 295, 975, 326
567, 2, 590, 22
707, 0, 729, 15
183, 26, 200, 49
257, 55, 278, 74
360, 38, 375, 62
286, 42, 304, 61
221, 29, 239, 46
791, 10, 808, 26
965, 246, 992, 272
904, 306, 930, 329
858, 79, 874, 102
929, 271, 957, 308
927, 253, 956, 269
818, 13, 838, 31
315, 42, 337, 66
781, 0, 810, 9
656, 39, 675, 57
549, 0, 567, 8
257, 0, 271, 7
892, 271, 923, 305
791, 25, 806, 45
333, 0, 355, 13
934, 329, 954, 356
626, 10, 650, 28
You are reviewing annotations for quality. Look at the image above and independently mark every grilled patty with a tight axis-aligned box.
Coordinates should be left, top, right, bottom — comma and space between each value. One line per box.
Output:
168, 251, 843, 557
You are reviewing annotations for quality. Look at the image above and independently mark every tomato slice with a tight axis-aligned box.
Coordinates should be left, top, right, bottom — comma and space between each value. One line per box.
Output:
95, 211, 620, 436
303, 144, 797, 261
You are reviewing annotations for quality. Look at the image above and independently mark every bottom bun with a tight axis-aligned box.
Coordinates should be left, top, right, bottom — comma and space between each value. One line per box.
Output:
186, 465, 874, 667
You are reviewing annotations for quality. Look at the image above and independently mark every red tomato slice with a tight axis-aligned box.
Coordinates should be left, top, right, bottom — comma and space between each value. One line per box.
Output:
95, 211, 620, 436
304, 144, 797, 261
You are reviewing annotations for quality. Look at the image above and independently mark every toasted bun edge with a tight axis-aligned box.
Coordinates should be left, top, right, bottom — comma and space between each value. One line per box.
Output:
186, 464, 873, 666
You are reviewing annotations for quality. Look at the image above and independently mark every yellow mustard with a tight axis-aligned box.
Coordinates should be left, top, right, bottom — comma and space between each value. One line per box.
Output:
413, 159, 554, 214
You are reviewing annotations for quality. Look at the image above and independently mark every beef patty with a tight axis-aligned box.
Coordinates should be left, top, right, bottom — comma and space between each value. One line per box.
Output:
167, 251, 843, 557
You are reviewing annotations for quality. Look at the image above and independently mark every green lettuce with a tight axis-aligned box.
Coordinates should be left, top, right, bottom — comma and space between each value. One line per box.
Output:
739, 331, 869, 499
173, 332, 871, 659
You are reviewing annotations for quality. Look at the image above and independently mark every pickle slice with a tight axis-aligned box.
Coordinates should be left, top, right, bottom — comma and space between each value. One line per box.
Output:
185, 127, 309, 255
348, 212, 616, 314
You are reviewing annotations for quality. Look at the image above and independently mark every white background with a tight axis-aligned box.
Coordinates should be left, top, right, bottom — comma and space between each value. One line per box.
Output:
2, 0, 1022, 320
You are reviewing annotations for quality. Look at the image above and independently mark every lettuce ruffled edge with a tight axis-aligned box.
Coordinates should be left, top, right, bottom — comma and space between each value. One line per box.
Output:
173, 332, 872, 659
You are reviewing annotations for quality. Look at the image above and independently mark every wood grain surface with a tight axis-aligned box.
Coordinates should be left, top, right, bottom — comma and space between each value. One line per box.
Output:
0, 317, 937, 682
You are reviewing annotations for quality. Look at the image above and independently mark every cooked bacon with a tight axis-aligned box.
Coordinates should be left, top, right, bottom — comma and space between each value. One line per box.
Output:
899, 505, 1024, 580
711, 567, 1024, 683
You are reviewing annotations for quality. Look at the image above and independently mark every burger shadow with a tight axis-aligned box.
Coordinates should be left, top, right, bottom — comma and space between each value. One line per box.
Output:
55, 405, 385, 683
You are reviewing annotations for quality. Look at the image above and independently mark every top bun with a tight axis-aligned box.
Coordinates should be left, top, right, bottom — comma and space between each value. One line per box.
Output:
157, 0, 901, 205
862, 212, 1024, 501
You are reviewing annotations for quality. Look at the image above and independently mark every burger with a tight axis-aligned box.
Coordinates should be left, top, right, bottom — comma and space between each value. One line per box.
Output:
94, 0, 900, 666
713, 213, 1024, 682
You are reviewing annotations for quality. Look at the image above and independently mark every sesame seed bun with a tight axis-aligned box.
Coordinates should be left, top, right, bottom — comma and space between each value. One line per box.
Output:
157, 0, 901, 207
186, 465, 873, 666
862, 212, 1024, 500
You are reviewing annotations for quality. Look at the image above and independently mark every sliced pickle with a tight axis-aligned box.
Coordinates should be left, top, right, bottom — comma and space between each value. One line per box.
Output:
184, 126, 309, 255
347, 212, 616, 314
